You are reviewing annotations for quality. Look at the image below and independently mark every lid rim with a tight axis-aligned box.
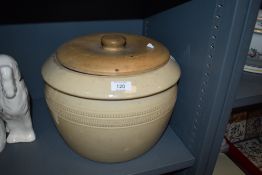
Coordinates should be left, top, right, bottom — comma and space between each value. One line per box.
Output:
56, 32, 170, 76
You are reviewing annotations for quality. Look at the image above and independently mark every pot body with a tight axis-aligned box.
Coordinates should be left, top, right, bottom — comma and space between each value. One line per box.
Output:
45, 83, 177, 163
41, 33, 181, 163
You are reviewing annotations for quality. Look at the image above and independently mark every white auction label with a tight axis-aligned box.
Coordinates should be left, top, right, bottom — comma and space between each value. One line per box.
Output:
111, 81, 132, 91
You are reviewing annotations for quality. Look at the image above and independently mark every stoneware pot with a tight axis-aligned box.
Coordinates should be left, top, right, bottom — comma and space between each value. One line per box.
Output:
41, 33, 181, 163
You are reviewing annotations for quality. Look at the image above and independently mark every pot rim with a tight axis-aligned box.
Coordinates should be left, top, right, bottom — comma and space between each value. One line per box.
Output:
42, 55, 180, 100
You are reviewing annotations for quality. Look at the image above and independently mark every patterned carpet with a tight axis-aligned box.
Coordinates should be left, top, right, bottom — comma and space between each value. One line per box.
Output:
234, 137, 262, 172
225, 106, 262, 174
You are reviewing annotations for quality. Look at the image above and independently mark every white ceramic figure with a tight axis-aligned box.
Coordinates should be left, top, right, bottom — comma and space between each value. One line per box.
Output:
0, 54, 35, 152
0, 119, 5, 152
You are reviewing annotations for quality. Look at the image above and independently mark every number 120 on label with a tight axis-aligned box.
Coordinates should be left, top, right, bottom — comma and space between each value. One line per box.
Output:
111, 81, 132, 91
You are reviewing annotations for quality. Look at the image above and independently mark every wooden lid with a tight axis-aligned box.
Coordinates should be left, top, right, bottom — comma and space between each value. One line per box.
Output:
56, 33, 170, 75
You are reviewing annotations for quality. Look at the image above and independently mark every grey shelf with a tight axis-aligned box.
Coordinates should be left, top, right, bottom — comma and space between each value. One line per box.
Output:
0, 99, 194, 175
233, 71, 262, 108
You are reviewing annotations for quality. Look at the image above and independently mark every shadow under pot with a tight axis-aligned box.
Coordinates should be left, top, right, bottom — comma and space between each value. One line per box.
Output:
41, 32, 181, 163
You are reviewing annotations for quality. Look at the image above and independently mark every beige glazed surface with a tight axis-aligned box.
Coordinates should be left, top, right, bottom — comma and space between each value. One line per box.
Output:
41, 33, 181, 163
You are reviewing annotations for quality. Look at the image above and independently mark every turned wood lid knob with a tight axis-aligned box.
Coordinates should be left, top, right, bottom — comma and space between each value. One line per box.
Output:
101, 34, 126, 51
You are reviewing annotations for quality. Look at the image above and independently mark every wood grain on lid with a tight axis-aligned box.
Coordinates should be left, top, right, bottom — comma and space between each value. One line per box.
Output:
56, 33, 170, 75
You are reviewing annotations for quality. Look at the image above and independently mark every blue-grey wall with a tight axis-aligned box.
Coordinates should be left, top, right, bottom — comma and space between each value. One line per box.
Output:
0, 20, 143, 99
144, 0, 214, 153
